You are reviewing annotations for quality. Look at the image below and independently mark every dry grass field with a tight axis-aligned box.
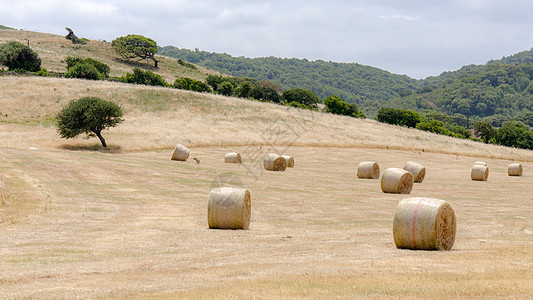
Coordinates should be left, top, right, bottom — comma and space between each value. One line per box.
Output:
0, 76, 532, 299
1, 29, 533, 298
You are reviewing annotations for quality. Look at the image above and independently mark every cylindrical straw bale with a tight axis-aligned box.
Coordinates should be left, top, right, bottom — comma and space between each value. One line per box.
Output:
357, 161, 380, 179
171, 144, 190, 161
471, 165, 489, 181
474, 161, 487, 166
264, 154, 287, 171
224, 152, 242, 164
508, 163, 523, 176
281, 155, 295, 168
403, 161, 426, 183
381, 168, 413, 194
393, 197, 456, 250
208, 187, 251, 229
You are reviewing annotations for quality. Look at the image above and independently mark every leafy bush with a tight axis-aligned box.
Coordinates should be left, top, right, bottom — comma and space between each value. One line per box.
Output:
324, 95, 365, 118
217, 81, 235, 96
287, 101, 317, 111
65, 62, 101, 80
56, 97, 124, 148
0, 41, 41, 71
495, 121, 533, 149
473, 121, 497, 143
173, 77, 211, 92
377, 107, 421, 128
249, 86, 281, 103
121, 68, 168, 87
65, 57, 110, 80
282, 88, 320, 107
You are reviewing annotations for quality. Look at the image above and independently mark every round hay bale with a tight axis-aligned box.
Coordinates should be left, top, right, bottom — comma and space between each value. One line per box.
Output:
224, 152, 242, 164
474, 161, 487, 166
357, 161, 380, 179
403, 161, 426, 183
281, 155, 295, 168
471, 165, 489, 181
171, 144, 190, 161
264, 154, 287, 171
381, 168, 413, 194
393, 197, 456, 250
508, 163, 523, 176
208, 187, 251, 230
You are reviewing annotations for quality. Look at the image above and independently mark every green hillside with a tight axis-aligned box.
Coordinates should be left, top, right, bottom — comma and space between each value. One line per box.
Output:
389, 49, 533, 126
159, 46, 419, 117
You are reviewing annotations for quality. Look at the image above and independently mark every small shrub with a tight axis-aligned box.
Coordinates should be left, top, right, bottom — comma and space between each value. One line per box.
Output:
121, 68, 168, 87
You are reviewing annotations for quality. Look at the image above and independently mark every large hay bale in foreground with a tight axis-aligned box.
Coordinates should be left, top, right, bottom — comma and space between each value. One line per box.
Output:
474, 161, 487, 166
281, 155, 295, 168
393, 197, 456, 250
403, 161, 426, 183
224, 152, 242, 164
357, 161, 380, 179
381, 168, 413, 194
508, 163, 523, 176
208, 187, 251, 230
171, 144, 190, 161
264, 154, 287, 171
471, 165, 489, 181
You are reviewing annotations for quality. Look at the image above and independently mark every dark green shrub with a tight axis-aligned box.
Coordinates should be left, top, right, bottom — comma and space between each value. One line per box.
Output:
377, 107, 420, 128
324, 95, 366, 119
217, 81, 235, 96
282, 88, 320, 107
121, 68, 168, 87
0, 41, 41, 71
495, 121, 533, 149
65, 62, 101, 80
173, 77, 211, 92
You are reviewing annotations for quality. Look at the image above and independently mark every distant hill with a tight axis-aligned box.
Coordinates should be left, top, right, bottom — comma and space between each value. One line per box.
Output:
159, 46, 419, 117
389, 48, 533, 126
0, 25, 14, 30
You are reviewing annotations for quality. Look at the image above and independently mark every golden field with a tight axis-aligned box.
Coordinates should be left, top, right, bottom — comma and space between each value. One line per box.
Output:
0, 29, 532, 298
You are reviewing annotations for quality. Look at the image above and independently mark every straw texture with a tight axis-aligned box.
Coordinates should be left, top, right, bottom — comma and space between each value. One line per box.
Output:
264, 154, 287, 171
508, 163, 523, 176
381, 168, 414, 194
171, 144, 190, 161
471, 165, 489, 181
282, 155, 295, 168
403, 161, 426, 183
393, 197, 456, 250
474, 161, 487, 166
208, 187, 251, 230
357, 161, 380, 179
224, 152, 242, 164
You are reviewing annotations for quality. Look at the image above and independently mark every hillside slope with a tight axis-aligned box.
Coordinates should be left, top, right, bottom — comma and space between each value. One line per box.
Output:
0, 29, 218, 82
159, 46, 419, 117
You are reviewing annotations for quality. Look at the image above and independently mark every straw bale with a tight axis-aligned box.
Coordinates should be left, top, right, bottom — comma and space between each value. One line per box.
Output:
508, 163, 523, 176
264, 154, 287, 171
281, 155, 295, 168
224, 152, 242, 164
357, 161, 380, 179
381, 168, 413, 194
471, 165, 489, 181
403, 161, 426, 183
208, 187, 251, 230
171, 144, 190, 161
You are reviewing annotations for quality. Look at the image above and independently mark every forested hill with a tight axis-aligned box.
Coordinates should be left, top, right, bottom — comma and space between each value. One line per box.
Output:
159, 46, 419, 117
387, 48, 533, 126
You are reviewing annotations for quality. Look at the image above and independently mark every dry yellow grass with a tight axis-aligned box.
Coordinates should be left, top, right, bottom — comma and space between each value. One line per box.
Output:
0, 29, 218, 82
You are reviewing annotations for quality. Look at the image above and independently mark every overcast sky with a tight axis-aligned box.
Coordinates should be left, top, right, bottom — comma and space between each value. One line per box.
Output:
2, 0, 533, 79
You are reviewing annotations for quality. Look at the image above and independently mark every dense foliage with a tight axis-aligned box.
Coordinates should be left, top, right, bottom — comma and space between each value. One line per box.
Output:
65, 57, 110, 80
0, 41, 41, 71
174, 77, 211, 92
112, 34, 159, 68
323, 95, 365, 118
377, 108, 420, 128
158, 46, 419, 117
56, 97, 124, 148
282, 88, 321, 107
120, 68, 167, 87
390, 49, 533, 126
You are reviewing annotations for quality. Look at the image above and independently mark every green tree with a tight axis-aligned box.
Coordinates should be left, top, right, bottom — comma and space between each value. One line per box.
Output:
217, 81, 235, 96
282, 88, 320, 107
111, 34, 159, 68
324, 95, 365, 118
473, 121, 496, 143
56, 97, 124, 148
495, 121, 533, 149
65, 27, 88, 45
0, 41, 41, 71
377, 107, 420, 128
121, 68, 168, 87
65, 62, 101, 80
173, 77, 211, 92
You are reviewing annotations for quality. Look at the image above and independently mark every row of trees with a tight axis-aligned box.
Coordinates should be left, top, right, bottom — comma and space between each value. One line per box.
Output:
377, 107, 533, 149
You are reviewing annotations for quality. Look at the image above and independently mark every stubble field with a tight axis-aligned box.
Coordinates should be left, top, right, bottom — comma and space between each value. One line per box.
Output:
0, 77, 532, 298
